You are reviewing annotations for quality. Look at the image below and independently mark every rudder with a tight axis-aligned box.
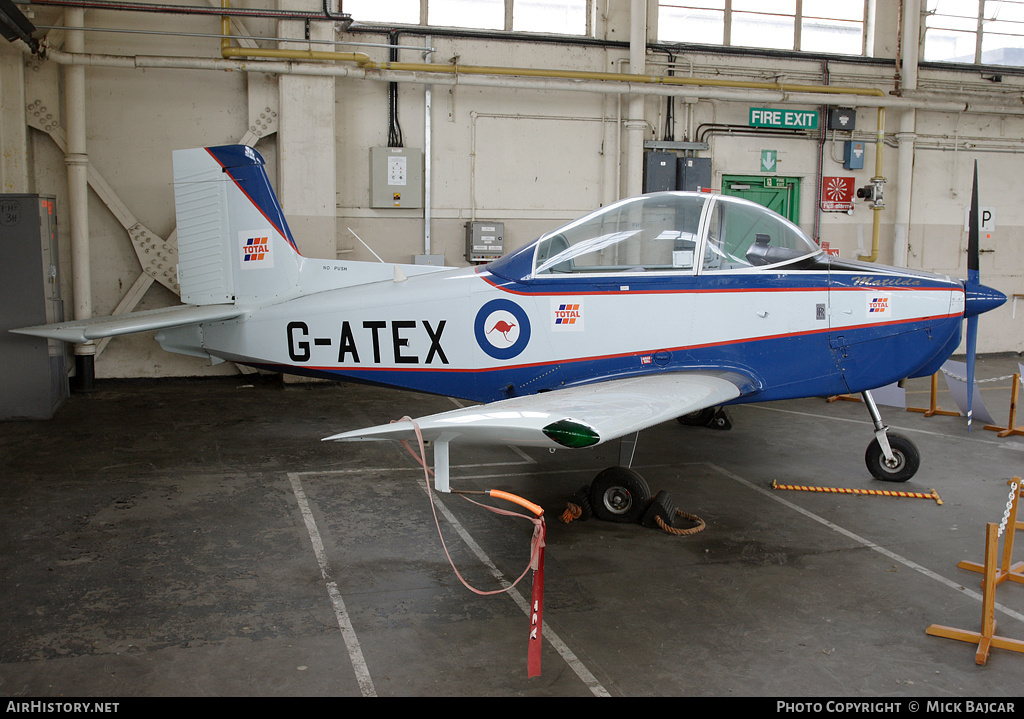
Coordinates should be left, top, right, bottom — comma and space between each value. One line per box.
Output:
173, 145, 302, 306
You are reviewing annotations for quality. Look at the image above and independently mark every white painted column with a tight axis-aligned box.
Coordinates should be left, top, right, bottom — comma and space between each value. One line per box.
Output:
623, 0, 647, 200
64, 8, 95, 385
0, 44, 29, 193
277, 0, 337, 260
893, 0, 921, 268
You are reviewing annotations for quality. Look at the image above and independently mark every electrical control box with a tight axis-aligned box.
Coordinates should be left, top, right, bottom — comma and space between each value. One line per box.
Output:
0, 194, 69, 419
843, 140, 866, 170
643, 151, 677, 193
370, 147, 423, 208
677, 157, 712, 192
827, 107, 856, 131
465, 221, 504, 263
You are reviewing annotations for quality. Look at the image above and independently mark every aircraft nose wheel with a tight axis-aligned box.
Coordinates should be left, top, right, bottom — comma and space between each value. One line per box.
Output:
589, 466, 652, 523
865, 433, 920, 482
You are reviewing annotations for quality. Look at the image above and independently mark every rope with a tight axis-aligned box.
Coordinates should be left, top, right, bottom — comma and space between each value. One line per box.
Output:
558, 495, 705, 535
654, 510, 706, 536
559, 503, 582, 523
940, 367, 1022, 385
395, 416, 544, 596
771, 480, 943, 505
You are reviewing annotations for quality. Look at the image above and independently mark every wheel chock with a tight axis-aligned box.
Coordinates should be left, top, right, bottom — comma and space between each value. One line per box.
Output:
708, 408, 732, 430
642, 490, 706, 536
642, 490, 676, 528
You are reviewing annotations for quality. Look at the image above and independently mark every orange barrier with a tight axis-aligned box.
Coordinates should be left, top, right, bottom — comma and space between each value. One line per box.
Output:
926, 478, 1024, 665
984, 373, 1024, 438
907, 373, 960, 418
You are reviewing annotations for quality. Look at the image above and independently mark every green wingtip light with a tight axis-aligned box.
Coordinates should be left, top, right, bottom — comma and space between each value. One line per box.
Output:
542, 419, 600, 448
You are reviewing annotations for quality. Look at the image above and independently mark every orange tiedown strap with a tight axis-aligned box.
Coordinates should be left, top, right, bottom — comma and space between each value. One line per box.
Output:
396, 417, 547, 677
771, 480, 943, 505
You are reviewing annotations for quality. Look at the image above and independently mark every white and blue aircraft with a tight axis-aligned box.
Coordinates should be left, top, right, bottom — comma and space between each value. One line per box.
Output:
13, 146, 1006, 522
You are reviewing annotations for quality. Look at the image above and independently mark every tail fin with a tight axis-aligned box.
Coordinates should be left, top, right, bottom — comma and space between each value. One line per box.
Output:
173, 145, 302, 305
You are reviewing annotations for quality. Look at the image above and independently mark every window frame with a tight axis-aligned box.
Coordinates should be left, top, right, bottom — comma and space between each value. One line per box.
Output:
657, 1, 870, 56
342, 0, 595, 37
923, 0, 1024, 67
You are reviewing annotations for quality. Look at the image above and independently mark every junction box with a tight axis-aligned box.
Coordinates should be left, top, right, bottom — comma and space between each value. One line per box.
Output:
643, 152, 711, 192
465, 221, 505, 263
370, 147, 423, 208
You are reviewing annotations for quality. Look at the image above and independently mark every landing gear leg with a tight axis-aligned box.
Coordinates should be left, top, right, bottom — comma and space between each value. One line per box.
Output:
618, 431, 639, 468
863, 390, 894, 463
862, 390, 921, 482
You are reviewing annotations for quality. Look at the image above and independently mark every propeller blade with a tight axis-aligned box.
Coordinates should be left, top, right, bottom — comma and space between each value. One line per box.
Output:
966, 314, 978, 431
968, 161, 980, 286
966, 161, 980, 431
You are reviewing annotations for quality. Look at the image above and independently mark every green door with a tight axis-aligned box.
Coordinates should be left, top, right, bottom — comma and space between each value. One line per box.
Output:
722, 175, 801, 223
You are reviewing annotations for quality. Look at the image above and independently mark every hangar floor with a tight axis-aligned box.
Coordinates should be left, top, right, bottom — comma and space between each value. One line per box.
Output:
3, 354, 1024, 698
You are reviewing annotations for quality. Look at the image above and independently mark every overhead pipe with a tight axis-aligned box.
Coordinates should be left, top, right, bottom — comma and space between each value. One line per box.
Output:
217, 0, 892, 221
40, 26, 1007, 115
22, 0, 351, 22
31, 4, 1024, 279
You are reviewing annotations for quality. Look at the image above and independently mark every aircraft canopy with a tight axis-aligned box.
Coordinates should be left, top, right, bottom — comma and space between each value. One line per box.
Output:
531, 192, 821, 277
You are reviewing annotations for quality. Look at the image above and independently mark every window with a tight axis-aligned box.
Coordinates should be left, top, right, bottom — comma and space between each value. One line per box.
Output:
658, 1, 867, 56
924, 0, 1024, 66
533, 194, 707, 276
800, 0, 867, 54
731, 0, 796, 51
702, 196, 819, 272
514, 0, 588, 34
658, 1, 726, 45
430, 0, 504, 30
344, 0, 421, 25
344, 0, 589, 35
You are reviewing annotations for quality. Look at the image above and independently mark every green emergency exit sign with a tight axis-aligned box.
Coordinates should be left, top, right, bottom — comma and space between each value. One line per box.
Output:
749, 107, 818, 130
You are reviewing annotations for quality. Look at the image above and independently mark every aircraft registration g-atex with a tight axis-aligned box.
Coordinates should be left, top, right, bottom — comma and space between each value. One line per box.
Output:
13, 145, 1006, 522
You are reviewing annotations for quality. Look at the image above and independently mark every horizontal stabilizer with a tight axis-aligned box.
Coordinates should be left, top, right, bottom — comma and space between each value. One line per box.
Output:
324, 372, 743, 449
11, 304, 245, 344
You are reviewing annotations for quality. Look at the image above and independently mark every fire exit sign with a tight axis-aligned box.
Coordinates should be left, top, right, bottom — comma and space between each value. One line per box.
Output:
749, 107, 819, 130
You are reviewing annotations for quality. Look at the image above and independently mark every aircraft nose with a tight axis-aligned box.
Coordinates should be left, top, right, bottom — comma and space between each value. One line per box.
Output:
964, 282, 1007, 318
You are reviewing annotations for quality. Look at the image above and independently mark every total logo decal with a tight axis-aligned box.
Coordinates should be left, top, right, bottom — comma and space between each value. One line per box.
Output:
867, 294, 891, 316
475, 299, 531, 360
240, 230, 273, 269
552, 299, 583, 331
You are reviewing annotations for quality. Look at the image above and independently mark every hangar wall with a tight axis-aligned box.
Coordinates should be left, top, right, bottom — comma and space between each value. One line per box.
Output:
2, 0, 1023, 380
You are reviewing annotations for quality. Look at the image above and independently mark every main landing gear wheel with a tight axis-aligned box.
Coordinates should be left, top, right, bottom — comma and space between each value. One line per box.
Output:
676, 408, 716, 426
865, 433, 920, 483
589, 467, 651, 523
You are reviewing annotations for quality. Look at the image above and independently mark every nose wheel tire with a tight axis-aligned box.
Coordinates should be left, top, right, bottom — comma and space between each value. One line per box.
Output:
589, 467, 651, 523
864, 433, 920, 483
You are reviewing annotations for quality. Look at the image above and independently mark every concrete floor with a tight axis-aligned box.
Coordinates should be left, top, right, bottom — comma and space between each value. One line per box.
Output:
3, 354, 1024, 698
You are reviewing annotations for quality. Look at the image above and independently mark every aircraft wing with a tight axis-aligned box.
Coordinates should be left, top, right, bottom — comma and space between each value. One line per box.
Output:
10, 304, 245, 344
324, 371, 744, 449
